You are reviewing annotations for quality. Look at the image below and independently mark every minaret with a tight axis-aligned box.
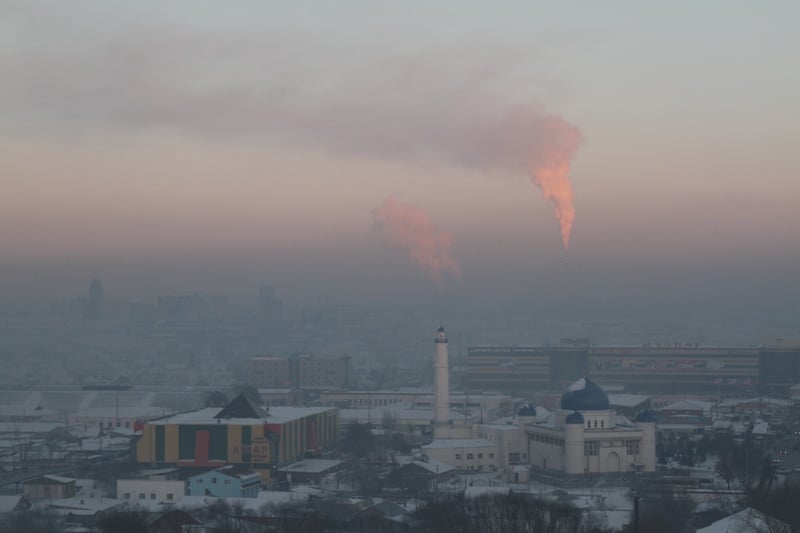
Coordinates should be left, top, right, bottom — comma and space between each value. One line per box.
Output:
433, 326, 450, 437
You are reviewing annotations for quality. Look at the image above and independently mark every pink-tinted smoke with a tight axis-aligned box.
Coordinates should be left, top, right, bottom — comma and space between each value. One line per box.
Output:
373, 195, 461, 284
459, 109, 582, 251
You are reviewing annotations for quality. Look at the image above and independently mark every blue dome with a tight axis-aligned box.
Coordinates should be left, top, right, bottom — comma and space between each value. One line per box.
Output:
518, 403, 537, 417
560, 378, 609, 411
565, 411, 585, 424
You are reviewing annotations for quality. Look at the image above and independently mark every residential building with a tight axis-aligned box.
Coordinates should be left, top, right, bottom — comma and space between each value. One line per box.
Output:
188, 465, 261, 498
117, 479, 185, 505
22, 475, 78, 500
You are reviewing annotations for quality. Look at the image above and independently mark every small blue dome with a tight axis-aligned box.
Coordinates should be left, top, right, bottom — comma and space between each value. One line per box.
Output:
518, 403, 537, 417
565, 411, 585, 425
561, 378, 609, 411
636, 409, 657, 423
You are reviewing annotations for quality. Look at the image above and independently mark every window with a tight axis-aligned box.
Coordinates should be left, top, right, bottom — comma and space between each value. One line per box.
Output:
211, 477, 217, 484
600, 420, 605, 428
138, 493, 145, 500
467, 453, 474, 460
166, 493, 173, 500
593, 420, 598, 429
224, 479, 231, 485
489, 453, 494, 459
584, 441, 599, 456
586, 421, 591, 428
477, 453, 483, 459
626, 440, 640, 456
123, 492, 130, 499
150, 493, 156, 500
455, 454, 461, 460
196, 479, 203, 484
125, 422, 130, 428
508, 452, 521, 463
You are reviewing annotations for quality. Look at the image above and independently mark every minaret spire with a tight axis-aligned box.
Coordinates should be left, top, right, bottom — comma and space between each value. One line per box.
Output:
433, 325, 450, 437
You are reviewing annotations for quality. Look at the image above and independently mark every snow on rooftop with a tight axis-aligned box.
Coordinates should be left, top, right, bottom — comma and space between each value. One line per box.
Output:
148, 405, 334, 426
697, 507, 790, 533
280, 459, 342, 474
566, 378, 587, 392
608, 394, 650, 407
423, 439, 495, 449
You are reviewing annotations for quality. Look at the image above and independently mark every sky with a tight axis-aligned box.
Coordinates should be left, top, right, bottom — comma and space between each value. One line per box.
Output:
1, 2, 799, 326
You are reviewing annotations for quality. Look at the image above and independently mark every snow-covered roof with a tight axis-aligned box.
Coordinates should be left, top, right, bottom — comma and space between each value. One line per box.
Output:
279, 459, 342, 474
661, 399, 714, 412
147, 405, 334, 426
697, 507, 790, 533
0, 495, 27, 513
608, 394, 650, 407
423, 439, 495, 449
45, 497, 126, 515
402, 459, 454, 475
70, 407, 168, 418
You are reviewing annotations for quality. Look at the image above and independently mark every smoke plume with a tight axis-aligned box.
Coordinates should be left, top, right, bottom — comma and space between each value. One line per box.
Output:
373, 195, 461, 284
4, 17, 584, 248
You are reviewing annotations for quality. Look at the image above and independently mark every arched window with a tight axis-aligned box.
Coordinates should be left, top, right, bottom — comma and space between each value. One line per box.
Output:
600, 420, 605, 428
593, 420, 598, 429
586, 421, 591, 429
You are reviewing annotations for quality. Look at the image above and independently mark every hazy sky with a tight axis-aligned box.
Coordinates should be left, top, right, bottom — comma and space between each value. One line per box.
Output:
2, 2, 799, 320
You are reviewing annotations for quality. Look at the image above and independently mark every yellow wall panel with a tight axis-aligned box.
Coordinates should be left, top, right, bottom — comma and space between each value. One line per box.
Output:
164, 425, 179, 462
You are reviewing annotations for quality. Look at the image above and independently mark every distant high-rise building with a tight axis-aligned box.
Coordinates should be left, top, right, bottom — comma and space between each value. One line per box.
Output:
248, 354, 350, 389
259, 285, 283, 322
87, 277, 104, 319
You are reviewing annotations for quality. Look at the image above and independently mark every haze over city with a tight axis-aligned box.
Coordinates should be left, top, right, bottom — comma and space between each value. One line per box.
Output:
1, 1, 797, 336
5, 4, 800, 532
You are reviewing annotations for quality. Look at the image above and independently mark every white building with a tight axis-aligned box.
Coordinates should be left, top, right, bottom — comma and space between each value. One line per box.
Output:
117, 479, 185, 505
422, 439, 498, 471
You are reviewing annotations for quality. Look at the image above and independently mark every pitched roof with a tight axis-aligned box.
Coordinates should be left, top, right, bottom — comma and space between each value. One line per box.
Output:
697, 507, 790, 533
0, 495, 30, 513
215, 394, 266, 419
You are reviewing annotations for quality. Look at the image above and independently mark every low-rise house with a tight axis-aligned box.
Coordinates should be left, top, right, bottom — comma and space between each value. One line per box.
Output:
187, 465, 261, 498
22, 474, 78, 500
147, 509, 201, 533
117, 478, 186, 505
278, 459, 343, 485
421, 439, 497, 471
45, 495, 127, 528
386, 458, 454, 494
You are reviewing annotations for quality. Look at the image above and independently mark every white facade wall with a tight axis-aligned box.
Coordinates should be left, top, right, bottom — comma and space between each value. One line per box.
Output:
528, 410, 656, 475
480, 426, 529, 468
530, 435, 565, 472
433, 329, 450, 436
117, 479, 185, 504
423, 441, 498, 471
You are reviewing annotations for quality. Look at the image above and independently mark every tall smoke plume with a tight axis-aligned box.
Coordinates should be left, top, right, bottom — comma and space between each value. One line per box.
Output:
373, 195, 461, 285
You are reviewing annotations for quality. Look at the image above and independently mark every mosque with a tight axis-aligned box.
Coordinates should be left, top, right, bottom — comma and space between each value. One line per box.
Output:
422, 327, 656, 476
524, 377, 656, 475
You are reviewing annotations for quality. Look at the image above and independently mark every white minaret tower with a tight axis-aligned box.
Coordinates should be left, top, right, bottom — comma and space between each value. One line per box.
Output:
433, 325, 450, 437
